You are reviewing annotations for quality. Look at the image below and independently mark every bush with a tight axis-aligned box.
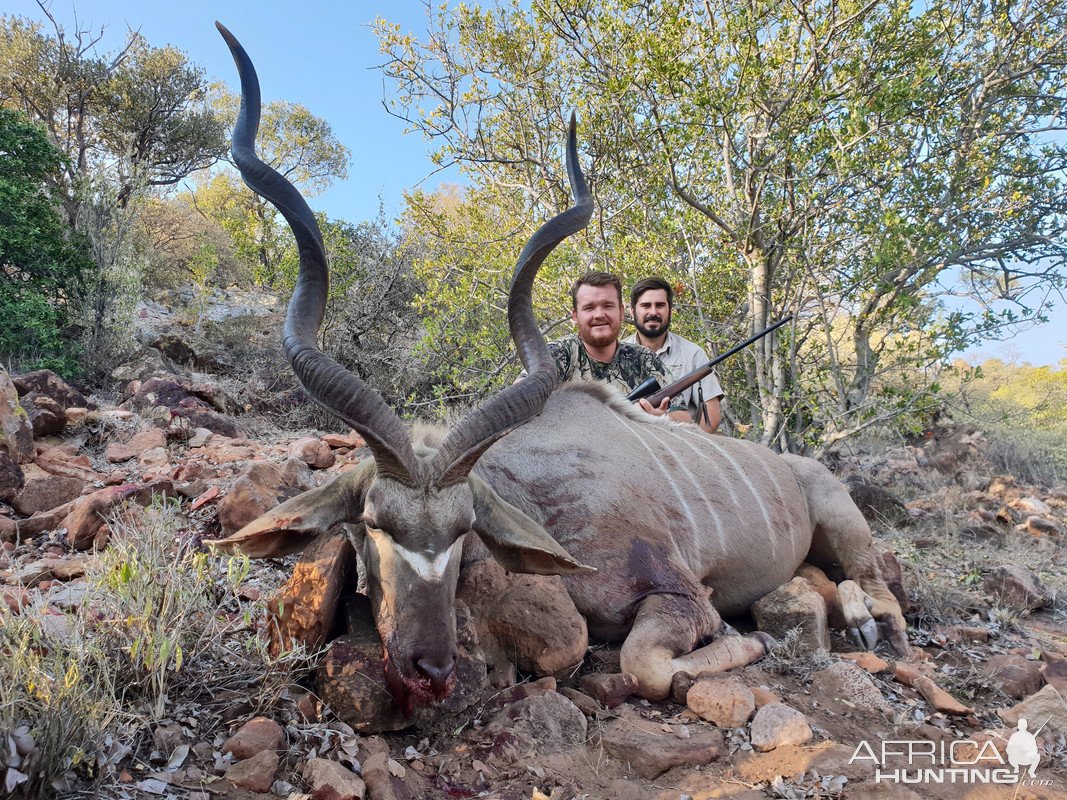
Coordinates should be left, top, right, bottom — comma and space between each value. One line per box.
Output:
0, 500, 306, 796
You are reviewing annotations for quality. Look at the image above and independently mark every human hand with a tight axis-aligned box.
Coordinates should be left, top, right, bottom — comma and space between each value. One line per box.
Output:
638, 397, 671, 416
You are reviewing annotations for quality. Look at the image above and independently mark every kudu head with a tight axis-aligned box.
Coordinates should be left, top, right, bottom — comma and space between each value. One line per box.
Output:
210, 23, 594, 711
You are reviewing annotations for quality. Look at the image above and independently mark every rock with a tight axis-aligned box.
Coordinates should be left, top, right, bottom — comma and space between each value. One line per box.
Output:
459, 558, 588, 677
217, 459, 313, 535
483, 691, 587, 760
998, 684, 1067, 734
686, 676, 756, 727
224, 750, 279, 793
810, 662, 890, 716
34, 447, 110, 483
187, 427, 213, 448
1041, 657, 1067, 693
316, 596, 486, 733
983, 564, 1049, 612
1010, 496, 1052, 515
20, 392, 65, 436
63, 482, 177, 550
220, 717, 284, 760
913, 676, 973, 715
361, 752, 410, 800
303, 758, 366, 800
558, 687, 601, 716
839, 652, 889, 673
921, 422, 986, 475
598, 705, 723, 779
844, 476, 909, 526
110, 348, 174, 384
749, 703, 813, 752
795, 564, 846, 628
171, 405, 240, 438
137, 446, 170, 470
12, 475, 84, 516
268, 534, 356, 654
0, 370, 35, 464
0, 450, 25, 502
12, 369, 87, 409
105, 428, 168, 463
1026, 516, 1062, 537
289, 437, 336, 469
752, 577, 830, 652
323, 432, 365, 449
751, 686, 782, 708
64, 407, 88, 424
579, 672, 638, 709
981, 654, 1044, 700
876, 546, 910, 614
13, 501, 76, 537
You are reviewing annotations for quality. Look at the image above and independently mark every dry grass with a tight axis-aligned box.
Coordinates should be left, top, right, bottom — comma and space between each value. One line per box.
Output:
0, 500, 310, 797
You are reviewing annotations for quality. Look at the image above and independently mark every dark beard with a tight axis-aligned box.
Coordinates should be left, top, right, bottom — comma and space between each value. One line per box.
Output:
634, 316, 670, 339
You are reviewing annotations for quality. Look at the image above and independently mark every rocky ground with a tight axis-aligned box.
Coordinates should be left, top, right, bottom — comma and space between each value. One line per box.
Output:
3, 355, 1067, 800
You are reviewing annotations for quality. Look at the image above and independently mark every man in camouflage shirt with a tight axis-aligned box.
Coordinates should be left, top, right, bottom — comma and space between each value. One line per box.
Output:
542, 271, 687, 419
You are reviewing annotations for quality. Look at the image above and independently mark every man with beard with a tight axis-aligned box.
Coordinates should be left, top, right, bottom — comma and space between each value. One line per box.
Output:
530, 271, 687, 419
624, 277, 723, 433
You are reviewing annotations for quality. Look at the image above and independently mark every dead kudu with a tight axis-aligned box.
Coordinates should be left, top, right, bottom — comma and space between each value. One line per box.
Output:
211, 24, 909, 712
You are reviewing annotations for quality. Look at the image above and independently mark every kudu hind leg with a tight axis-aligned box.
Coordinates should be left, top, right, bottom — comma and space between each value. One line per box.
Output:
620, 594, 769, 701
804, 473, 909, 654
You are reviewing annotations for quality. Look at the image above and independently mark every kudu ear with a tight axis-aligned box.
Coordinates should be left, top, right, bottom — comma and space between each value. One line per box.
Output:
209, 460, 376, 558
468, 474, 595, 575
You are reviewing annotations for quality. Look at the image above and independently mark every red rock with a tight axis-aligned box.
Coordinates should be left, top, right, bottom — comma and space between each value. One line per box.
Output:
811, 662, 889, 715
220, 716, 284, 760
268, 535, 356, 653
303, 758, 366, 800
12, 475, 84, 516
599, 705, 723, 778
0, 450, 25, 502
322, 432, 364, 449
0, 369, 35, 464
190, 485, 220, 510
752, 577, 830, 652
64, 407, 88, 424
750, 703, 813, 752
63, 481, 177, 550
1041, 657, 1067, 693
686, 676, 756, 727
839, 652, 889, 673
2, 587, 30, 613
981, 654, 1043, 700
289, 437, 336, 469
998, 685, 1067, 734
14, 500, 76, 536
751, 685, 782, 708
579, 672, 638, 709
21, 392, 65, 436
913, 676, 973, 715
983, 564, 1049, 612
224, 750, 278, 793
795, 563, 846, 628
1026, 516, 1062, 537
34, 448, 109, 483
105, 428, 167, 463
217, 459, 312, 535
11, 369, 87, 409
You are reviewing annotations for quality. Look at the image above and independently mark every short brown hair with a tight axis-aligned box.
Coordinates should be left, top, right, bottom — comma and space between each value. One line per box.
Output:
570, 271, 623, 309
630, 276, 673, 309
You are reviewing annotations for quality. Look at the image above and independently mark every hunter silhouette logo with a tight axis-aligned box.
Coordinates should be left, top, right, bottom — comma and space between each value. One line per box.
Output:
1007, 718, 1041, 779
849, 718, 1053, 786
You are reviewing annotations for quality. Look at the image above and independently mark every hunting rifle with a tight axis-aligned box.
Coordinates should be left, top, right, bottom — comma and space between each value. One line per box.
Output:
626, 315, 794, 406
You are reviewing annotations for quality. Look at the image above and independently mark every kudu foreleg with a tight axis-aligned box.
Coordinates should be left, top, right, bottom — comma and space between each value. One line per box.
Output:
620, 593, 769, 701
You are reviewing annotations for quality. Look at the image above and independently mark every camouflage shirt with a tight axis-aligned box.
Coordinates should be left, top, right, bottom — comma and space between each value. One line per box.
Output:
547, 335, 685, 412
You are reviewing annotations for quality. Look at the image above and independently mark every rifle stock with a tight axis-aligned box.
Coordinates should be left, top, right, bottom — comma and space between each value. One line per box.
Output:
626, 316, 793, 406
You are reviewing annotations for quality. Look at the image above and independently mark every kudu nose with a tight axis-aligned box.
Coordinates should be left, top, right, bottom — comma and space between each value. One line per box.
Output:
415, 654, 456, 696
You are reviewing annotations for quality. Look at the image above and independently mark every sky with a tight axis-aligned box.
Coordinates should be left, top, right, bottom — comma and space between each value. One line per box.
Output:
7, 0, 1065, 367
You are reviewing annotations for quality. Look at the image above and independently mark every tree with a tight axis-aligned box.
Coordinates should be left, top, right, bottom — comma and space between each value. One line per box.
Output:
0, 9, 226, 224
377, 0, 1067, 450
0, 108, 93, 373
191, 95, 351, 288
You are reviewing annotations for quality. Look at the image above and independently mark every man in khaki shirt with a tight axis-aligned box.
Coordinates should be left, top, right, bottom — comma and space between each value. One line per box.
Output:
623, 277, 723, 433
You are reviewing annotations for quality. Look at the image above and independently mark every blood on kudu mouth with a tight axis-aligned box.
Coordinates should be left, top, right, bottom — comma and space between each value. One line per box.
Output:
382, 644, 457, 718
